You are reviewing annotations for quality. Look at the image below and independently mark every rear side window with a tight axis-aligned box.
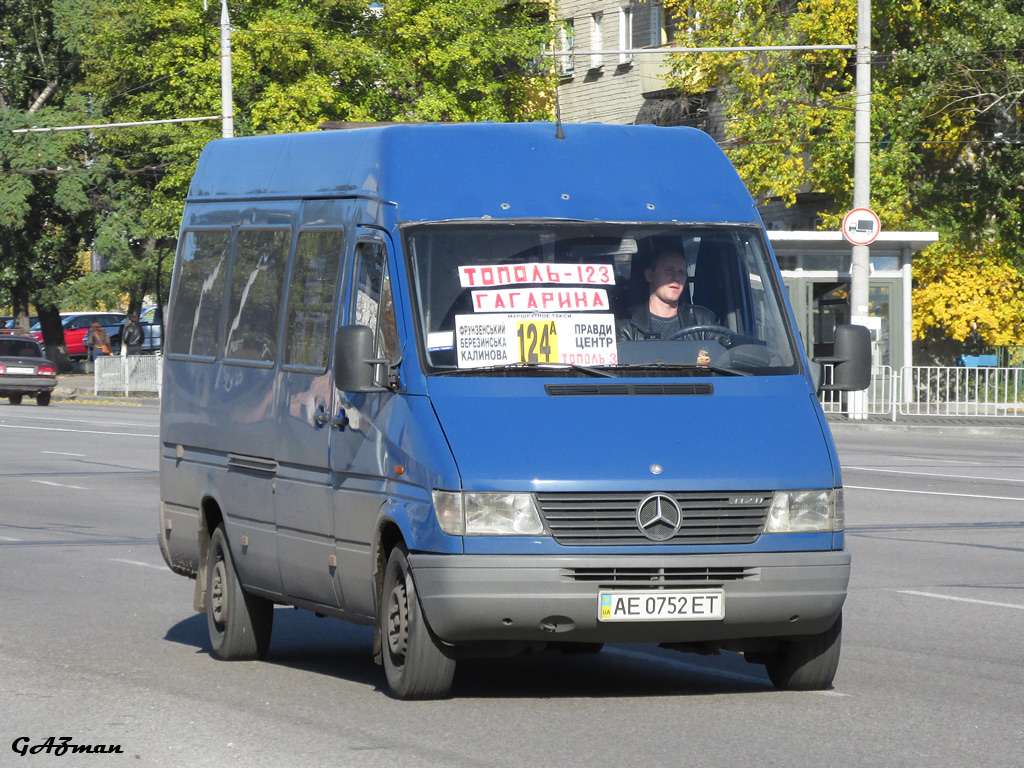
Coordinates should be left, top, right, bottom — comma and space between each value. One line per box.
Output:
284, 230, 345, 370
169, 230, 231, 357
224, 229, 290, 363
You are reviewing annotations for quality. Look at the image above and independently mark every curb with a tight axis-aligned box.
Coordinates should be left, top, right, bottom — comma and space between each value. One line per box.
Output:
826, 419, 1024, 438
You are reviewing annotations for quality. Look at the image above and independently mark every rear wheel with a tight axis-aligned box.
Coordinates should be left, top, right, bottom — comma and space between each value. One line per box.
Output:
762, 613, 843, 691
207, 525, 273, 660
36, 392, 51, 406
381, 545, 455, 699
8, 394, 22, 405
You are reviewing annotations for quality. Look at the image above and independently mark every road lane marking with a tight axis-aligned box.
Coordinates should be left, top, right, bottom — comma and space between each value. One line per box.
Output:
0, 536, 23, 542
29, 479, 87, 490
110, 558, 168, 571
846, 466, 1024, 484
41, 450, 86, 457
1, 413, 151, 427
0, 424, 157, 438
898, 590, 1024, 611
605, 647, 847, 695
845, 485, 1024, 502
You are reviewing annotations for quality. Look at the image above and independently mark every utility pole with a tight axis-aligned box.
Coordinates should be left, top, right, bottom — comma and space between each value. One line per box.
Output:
847, 0, 872, 418
220, 0, 234, 138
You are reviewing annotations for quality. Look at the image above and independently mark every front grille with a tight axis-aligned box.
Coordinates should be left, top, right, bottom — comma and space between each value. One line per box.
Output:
537, 491, 772, 546
565, 566, 758, 587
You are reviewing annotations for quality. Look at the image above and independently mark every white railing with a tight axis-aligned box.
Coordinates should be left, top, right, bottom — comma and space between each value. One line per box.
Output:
819, 365, 895, 417
820, 364, 1024, 420
86, 354, 1023, 417
899, 365, 1024, 418
94, 354, 163, 397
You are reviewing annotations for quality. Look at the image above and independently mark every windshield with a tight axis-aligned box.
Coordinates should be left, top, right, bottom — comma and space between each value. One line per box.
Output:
405, 222, 800, 377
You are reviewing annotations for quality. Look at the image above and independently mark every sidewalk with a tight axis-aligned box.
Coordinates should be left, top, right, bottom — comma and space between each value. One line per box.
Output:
52, 373, 159, 406
49, 372, 1024, 433
825, 411, 1024, 437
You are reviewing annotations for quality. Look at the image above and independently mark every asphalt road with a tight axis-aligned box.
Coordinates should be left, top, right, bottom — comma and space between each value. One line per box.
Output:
1, 402, 1021, 767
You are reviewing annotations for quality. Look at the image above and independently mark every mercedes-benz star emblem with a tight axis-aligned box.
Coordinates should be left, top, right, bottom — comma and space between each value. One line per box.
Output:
636, 493, 683, 541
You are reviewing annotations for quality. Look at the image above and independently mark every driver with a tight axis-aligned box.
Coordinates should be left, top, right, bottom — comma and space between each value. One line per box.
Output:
616, 249, 718, 341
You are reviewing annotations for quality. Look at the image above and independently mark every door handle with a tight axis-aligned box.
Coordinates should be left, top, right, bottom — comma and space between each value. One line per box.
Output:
315, 409, 350, 429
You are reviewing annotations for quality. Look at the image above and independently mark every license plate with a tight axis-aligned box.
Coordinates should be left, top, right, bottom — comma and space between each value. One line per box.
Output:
599, 590, 725, 622
5, 367, 34, 375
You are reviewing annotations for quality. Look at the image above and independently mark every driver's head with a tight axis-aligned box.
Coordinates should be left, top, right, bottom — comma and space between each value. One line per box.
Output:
645, 250, 689, 312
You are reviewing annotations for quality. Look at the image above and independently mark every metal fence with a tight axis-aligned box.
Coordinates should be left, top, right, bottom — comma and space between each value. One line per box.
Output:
88, 353, 1021, 418
820, 364, 1024, 420
900, 365, 1024, 418
94, 354, 162, 396
819, 365, 895, 417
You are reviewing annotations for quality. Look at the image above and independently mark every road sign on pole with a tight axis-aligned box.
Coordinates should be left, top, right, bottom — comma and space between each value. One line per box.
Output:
843, 207, 880, 246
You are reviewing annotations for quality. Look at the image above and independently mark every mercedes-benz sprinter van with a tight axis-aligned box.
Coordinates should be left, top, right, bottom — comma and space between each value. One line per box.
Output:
158, 122, 869, 699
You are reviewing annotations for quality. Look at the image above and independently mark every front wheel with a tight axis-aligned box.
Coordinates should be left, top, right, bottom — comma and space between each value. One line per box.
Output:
207, 525, 274, 661
762, 613, 843, 691
381, 545, 455, 699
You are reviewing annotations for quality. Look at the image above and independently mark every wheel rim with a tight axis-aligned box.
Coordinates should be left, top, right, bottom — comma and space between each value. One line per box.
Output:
210, 558, 227, 631
386, 579, 410, 661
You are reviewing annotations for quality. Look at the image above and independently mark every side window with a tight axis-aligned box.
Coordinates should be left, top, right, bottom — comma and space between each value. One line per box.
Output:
283, 230, 345, 369
168, 229, 231, 357
352, 241, 398, 361
224, 229, 290, 363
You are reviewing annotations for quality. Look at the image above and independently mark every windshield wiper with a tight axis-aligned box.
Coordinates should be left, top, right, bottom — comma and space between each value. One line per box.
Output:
434, 363, 617, 378
616, 363, 751, 377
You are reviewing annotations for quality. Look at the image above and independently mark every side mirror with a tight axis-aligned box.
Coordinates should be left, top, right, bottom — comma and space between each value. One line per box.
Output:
334, 325, 390, 393
815, 324, 871, 392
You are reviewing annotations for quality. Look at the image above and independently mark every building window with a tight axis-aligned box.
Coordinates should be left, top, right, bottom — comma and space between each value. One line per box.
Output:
658, 2, 677, 46
558, 18, 575, 76
590, 12, 603, 70
619, 6, 633, 65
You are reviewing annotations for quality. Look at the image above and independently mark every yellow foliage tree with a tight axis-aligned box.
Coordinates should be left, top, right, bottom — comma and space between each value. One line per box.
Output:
913, 243, 1024, 346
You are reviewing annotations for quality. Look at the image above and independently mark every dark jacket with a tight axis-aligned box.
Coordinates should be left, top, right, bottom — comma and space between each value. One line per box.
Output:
616, 303, 718, 342
122, 319, 144, 351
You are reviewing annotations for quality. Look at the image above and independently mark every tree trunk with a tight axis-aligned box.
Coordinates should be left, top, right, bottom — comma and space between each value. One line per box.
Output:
10, 283, 33, 331
36, 306, 73, 374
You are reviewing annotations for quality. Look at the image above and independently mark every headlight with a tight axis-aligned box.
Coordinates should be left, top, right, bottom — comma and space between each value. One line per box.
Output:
765, 489, 844, 533
431, 491, 547, 536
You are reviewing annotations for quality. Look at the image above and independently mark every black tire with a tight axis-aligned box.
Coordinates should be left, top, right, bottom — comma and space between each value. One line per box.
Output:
764, 613, 843, 691
206, 525, 273, 661
381, 545, 455, 699
36, 392, 51, 406
8, 394, 22, 405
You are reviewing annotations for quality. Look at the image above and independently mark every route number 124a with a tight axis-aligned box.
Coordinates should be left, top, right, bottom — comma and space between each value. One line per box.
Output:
517, 320, 559, 364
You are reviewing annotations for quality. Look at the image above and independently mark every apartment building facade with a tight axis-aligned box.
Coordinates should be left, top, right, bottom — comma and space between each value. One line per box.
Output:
554, 0, 709, 128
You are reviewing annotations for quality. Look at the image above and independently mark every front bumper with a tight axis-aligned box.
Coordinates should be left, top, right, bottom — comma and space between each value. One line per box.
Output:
410, 551, 850, 644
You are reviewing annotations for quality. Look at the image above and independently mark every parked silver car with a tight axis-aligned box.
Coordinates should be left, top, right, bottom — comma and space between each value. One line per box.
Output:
140, 305, 163, 353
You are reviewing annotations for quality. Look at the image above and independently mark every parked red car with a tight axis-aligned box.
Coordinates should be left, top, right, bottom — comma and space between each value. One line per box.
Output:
30, 312, 126, 359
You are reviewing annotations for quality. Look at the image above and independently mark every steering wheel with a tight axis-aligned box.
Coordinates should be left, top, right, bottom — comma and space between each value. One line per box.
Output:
664, 324, 736, 344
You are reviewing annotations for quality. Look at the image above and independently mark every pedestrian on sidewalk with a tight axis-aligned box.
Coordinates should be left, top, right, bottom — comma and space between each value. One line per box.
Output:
86, 322, 113, 361
122, 312, 144, 356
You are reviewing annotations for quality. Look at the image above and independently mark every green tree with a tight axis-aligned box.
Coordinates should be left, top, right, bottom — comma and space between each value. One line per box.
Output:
0, 0, 98, 370
68, 0, 555, 317
663, 0, 1024, 348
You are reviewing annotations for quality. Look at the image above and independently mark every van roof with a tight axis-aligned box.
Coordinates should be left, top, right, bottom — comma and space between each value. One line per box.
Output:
187, 122, 759, 225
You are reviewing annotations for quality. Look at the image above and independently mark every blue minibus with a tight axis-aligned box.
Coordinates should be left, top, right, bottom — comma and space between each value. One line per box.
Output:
158, 122, 869, 699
